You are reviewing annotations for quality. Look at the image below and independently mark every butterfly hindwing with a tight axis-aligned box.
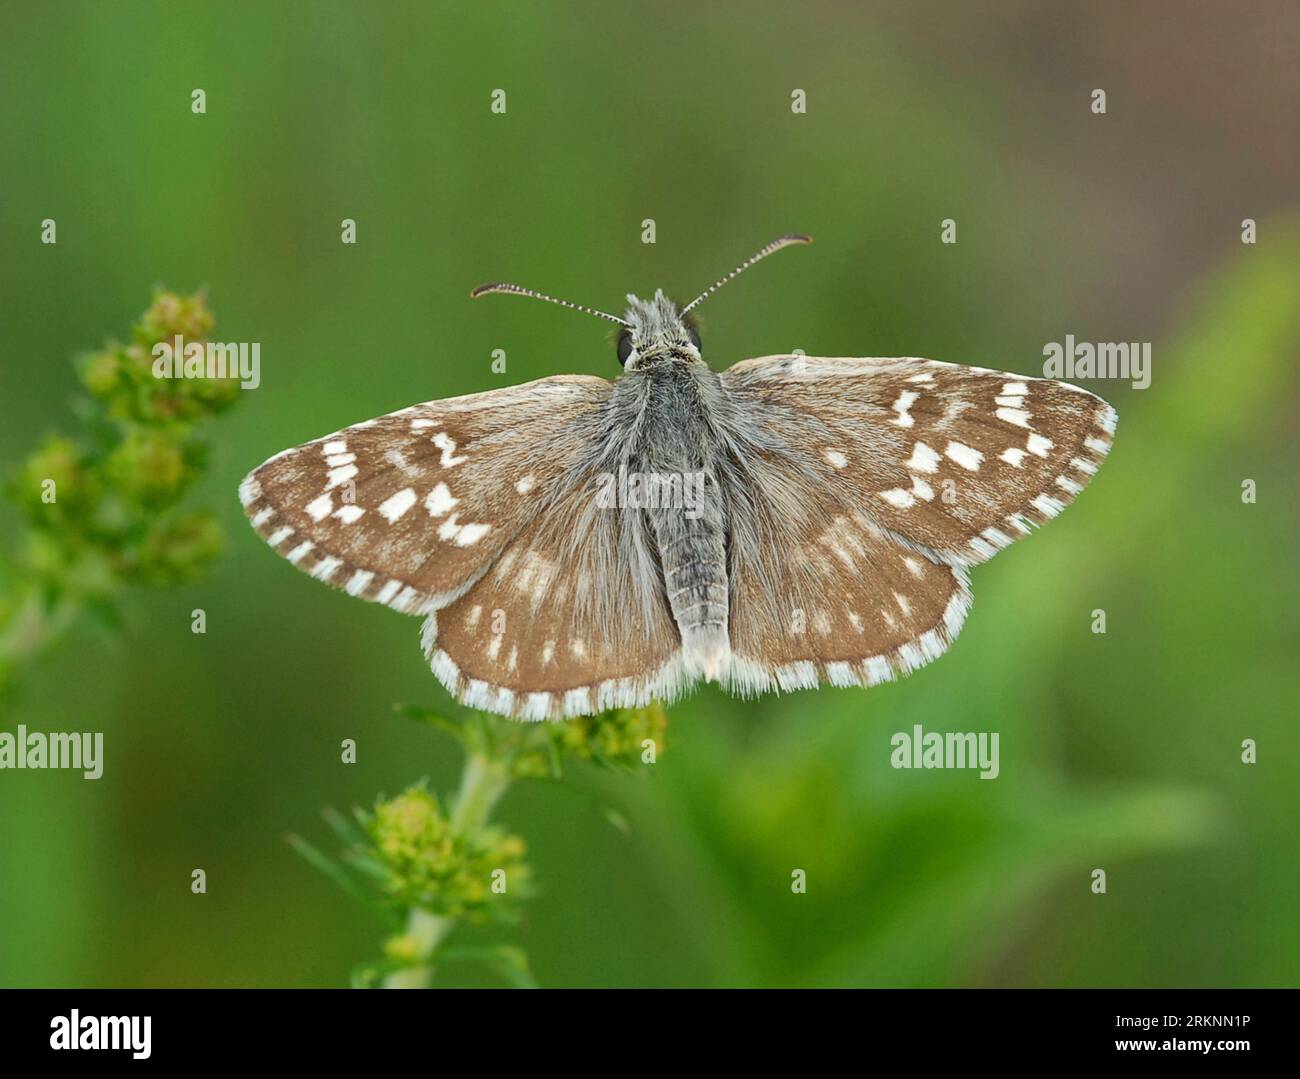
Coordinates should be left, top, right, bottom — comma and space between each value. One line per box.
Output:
718, 436, 973, 692
238, 375, 613, 615
722, 355, 1116, 566
424, 472, 685, 720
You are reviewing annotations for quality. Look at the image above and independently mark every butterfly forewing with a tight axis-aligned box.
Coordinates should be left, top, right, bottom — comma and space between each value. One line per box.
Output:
238, 375, 613, 615
722, 355, 1116, 566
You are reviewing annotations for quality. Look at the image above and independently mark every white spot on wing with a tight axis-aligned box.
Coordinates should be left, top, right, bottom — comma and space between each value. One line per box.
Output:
995, 407, 1032, 428
453, 522, 491, 546
326, 464, 358, 489
1032, 493, 1065, 518
890, 390, 920, 427
865, 656, 893, 685
432, 432, 467, 466
286, 540, 314, 564
378, 488, 417, 522
425, 482, 458, 516
827, 661, 857, 686
523, 693, 551, 721
305, 493, 333, 522
905, 441, 940, 474
310, 555, 341, 581
345, 570, 373, 595
945, 441, 984, 471
879, 487, 916, 509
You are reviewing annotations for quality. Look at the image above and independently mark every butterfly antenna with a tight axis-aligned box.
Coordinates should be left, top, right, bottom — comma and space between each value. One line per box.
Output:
470, 281, 630, 326
681, 233, 812, 314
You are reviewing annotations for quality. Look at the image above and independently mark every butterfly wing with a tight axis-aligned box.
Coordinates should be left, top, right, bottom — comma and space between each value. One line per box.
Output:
722, 355, 1116, 565
718, 445, 974, 693
423, 474, 687, 720
238, 375, 614, 615
241, 373, 688, 719
716, 354, 1115, 689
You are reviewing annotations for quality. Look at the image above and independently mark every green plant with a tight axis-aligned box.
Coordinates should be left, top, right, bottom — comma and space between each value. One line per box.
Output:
0, 290, 241, 695
289, 702, 668, 988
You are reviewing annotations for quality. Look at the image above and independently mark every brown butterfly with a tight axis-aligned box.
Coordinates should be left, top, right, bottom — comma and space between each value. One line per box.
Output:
239, 236, 1115, 719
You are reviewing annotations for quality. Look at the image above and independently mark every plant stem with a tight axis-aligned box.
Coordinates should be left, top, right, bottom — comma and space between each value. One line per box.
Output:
382, 751, 513, 988
452, 752, 513, 832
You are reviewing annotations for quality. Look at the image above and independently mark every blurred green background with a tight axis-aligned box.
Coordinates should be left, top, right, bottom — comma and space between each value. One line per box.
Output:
1, 1, 1297, 987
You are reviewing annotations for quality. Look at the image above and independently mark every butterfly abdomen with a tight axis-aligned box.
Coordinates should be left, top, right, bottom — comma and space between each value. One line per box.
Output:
652, 505, 729, 680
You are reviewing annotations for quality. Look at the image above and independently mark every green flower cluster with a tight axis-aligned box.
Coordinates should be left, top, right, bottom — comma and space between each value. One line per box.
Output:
300, 703, 671, 986
404, 701, 671, 779
0, 290, 240, 691
549, 702, 669, 765
368, 785, 530, 921
505, 703, 669, 778
80, 290, 239, 423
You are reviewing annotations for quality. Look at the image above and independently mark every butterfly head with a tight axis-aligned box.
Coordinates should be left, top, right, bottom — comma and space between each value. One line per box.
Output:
617, 290, 702, 369
470, 233, 810, 370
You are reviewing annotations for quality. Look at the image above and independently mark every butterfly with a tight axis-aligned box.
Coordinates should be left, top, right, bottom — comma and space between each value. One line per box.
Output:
239, 235, 1116, 720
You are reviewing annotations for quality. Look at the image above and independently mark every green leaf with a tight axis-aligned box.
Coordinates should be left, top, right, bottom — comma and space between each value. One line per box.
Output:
284, 832, 386, 918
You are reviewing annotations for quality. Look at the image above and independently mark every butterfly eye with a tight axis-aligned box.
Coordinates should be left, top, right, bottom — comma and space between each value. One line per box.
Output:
686, 326, 702, 350
617, 332, 635, 366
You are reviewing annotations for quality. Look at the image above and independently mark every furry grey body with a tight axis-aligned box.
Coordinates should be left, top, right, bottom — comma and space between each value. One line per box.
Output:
619, 355, 731, 674
563, 289, 808, 678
